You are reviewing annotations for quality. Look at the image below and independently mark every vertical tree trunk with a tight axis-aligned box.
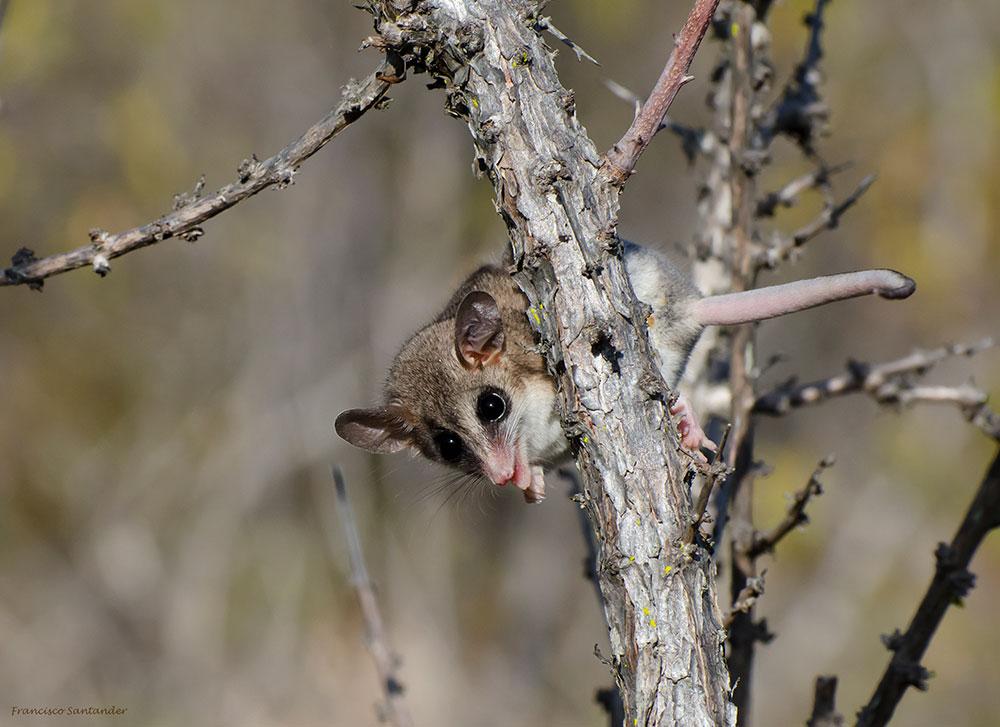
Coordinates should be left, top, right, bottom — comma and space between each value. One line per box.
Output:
373, 1, 735, 723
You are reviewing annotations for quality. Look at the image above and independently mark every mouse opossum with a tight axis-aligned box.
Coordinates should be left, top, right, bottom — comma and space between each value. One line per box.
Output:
336, 242, 914, 503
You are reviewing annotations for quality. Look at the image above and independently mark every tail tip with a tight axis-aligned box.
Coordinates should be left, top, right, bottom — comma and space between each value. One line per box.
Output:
878, 271, 916, 300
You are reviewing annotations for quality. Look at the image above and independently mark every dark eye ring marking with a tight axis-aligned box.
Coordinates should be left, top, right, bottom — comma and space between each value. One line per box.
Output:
433, 430, 464, 462
476, 389, 508, 424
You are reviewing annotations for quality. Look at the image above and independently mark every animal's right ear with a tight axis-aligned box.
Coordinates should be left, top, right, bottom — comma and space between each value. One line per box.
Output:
335, 407, 412, 454
455, 291, 505, 369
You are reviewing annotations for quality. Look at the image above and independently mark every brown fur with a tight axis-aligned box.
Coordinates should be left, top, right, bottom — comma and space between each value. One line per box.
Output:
383, 265, 548, 470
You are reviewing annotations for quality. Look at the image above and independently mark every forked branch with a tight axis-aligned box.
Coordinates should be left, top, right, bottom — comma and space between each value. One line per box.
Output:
754, 338, 999, 440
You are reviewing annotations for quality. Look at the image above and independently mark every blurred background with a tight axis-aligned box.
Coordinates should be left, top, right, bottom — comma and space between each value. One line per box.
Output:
0, 1, 998, 725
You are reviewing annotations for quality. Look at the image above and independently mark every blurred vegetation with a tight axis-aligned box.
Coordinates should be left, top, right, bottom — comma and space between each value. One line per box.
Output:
0, 1, 997, 726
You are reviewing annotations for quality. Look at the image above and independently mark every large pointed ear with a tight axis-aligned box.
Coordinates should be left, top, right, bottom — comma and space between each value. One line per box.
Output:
454, 291, 505, 369
335, 406, 412, 454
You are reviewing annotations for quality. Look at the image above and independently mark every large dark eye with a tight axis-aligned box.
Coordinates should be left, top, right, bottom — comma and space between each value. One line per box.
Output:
476, 390, 508, 423
433, 430, 464, 462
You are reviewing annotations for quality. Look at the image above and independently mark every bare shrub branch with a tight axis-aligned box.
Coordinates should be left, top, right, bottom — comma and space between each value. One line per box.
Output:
603, 0, 721, 184
749, 457, 833, 559
754, 338, 1000, 440
855, 449, 1000, 726
0, 67, 394, 288
328, 467, 414, 727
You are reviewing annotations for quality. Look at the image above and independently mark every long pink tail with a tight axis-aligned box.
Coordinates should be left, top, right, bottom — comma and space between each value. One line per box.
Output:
691, 269, 915, 327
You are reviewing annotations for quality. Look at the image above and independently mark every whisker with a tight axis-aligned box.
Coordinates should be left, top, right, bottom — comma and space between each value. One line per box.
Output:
405, 469, 467, 509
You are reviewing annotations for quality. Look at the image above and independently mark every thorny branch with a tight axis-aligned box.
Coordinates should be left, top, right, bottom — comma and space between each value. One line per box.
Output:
9, 0, 995, 724
603, 0, 721, 184
535, 17, 600, 66
328, 467, 414, 727
0, 66, 394, 288
748, 457, 833, 559
754, 339, 1000, 440
7, 0, 737, 721
763, 173, 876, 266
855, 448, 1000, 727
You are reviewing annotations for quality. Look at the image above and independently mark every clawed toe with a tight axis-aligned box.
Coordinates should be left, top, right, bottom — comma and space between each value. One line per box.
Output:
672, 393, 717, 456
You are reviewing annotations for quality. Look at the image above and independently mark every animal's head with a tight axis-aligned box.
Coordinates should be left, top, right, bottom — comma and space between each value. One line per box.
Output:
336, 289, 563, 492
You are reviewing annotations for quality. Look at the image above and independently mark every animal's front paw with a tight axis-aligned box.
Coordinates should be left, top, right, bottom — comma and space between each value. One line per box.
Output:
670, 394, 717, 457
523, 465, 546, 504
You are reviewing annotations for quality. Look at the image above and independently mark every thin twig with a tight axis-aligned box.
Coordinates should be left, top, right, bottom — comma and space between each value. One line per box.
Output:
0, 66, 395, 288
754, 338, 1000, 440
329, 466, 414, 727
602, 77, 705, 164
723, 572, 765, 630
748, 457, 833, 559
755, 161, 851, 218
684, 424, 732, 544
603, 0, 721, 184
855, 448, 1000, 727
536, 17, 601, 66
762, 173, 876, 265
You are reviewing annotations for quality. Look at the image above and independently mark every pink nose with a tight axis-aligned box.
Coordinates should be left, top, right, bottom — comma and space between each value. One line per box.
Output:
482, 457, 515, 486
489, 467, 514, 486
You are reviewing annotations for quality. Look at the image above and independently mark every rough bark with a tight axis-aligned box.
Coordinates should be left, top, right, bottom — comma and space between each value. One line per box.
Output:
371, 1, 734, 723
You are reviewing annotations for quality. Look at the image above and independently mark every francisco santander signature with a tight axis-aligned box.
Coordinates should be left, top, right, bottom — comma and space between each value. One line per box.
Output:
11, 705, 127, 717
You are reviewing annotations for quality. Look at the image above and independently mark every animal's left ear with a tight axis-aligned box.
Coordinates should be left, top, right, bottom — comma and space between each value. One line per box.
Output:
335, 406, 412, 454
455, 291, 505, 369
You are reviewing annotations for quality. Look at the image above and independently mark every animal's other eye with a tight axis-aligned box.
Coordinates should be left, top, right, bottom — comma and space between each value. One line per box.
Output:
433, 430, 464, 462
476, 390, 508, 423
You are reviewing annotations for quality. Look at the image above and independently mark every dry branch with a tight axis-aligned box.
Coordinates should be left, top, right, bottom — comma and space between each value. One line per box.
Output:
755, 162, 851, 218
329, 467, 414, 727
535, 16, 600, 66
0, 67, 393, 288
723, 573, 765, 630
748, 457, 832, 559
754, 338, 1000, 440
762, 173, 876, 266
718, 5, 762, 721
855, 448, 1000, 727
603, 0, 721, 184
684, 426, 733, 544
761, 0, 831, 153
